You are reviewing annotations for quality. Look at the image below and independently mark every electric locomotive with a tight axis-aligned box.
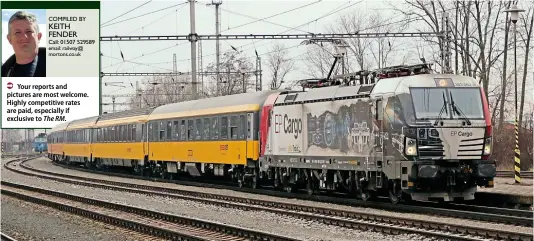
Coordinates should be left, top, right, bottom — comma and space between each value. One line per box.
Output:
261, 63, 495, 203
47, 63, 495, 204
33, 133, 48, 153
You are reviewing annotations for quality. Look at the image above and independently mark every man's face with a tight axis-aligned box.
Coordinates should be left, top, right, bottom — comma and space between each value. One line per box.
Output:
7, 19, 41, 57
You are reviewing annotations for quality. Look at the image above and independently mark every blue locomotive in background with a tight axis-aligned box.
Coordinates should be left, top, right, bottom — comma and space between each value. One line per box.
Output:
33, 133, 48, 153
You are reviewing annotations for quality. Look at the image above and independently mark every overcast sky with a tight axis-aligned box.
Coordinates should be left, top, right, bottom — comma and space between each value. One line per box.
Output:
100, 0, 533, 113
100, 0, 426, 112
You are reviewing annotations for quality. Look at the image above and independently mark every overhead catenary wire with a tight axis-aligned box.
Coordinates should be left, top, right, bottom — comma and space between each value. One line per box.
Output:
172, 1, 360, 64
207, 0, 323, 34
124, 3, 187, 36
101, 1, 188, 28
104, 1, 361, 69
101, 0, 152, 26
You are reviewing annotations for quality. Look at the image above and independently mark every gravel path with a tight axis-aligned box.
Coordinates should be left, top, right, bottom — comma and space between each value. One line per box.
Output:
1, 195, 163, 241
478, 177, 533, 197
3, 160, 430, 241
23, 157, 533, 235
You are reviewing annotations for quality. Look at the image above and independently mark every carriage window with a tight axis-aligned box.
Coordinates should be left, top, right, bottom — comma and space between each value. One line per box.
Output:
110, 127, 115, 142
230, 116, 238, 140
118, 126, 123, 142
148, 123, 153, 141
166, 121, 172, 140
195, 119, 202, 140
123, 125, 128, 141
211, 117, 219, 140
173, 121, 179, 140
142, 124, 146, 142
221, 116, 228, 140
203, 118, 210, 140
239, 115, 246, 139
187, 120, 194, 140
116, 126, 120, 142
159, 122, 165, 141
247, 114, 252, 139
132, 125, 137, 142
126, 124, 131, 141
153, 122, 159, 141
179, 120, 186, 140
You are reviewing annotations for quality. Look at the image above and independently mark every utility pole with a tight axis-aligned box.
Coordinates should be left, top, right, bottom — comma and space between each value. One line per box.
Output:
112, 96, 116, 113
99, 52, 103, 114
208, 0, 222, 96
189, 0, 198, 100
440, 12, 452, 74
198, 39, 203, 96
136, 81, 142, 108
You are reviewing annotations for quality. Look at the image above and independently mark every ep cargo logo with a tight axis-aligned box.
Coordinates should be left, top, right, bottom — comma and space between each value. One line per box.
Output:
451, 131, 473, 138
274, 113, 302, 139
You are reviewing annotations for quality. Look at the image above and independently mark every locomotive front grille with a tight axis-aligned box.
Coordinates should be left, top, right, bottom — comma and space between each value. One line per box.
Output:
457, 137, 484, 157
418, 138, 444, 159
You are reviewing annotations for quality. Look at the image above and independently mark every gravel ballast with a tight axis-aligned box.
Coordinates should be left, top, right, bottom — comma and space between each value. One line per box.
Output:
1, 195, 163, 241
23, 157, 533, 235
3, 162, 433, 241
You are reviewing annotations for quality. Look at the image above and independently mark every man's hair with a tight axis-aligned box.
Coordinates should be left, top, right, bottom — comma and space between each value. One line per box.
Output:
7, 11, 40, 35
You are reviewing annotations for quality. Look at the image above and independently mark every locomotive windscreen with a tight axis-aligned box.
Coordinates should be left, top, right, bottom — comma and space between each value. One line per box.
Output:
410, 87, 484, 120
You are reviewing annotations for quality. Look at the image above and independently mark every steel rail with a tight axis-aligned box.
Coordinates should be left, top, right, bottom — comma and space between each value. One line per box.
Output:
43, 159, 533, 223
496, 170, 533, 178
4, 159, 533, 240
1, 180, 298, 241
0, 233, 18, 241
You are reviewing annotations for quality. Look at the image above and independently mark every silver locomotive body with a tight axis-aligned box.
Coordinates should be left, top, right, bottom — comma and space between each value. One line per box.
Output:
261, 72, 495, 203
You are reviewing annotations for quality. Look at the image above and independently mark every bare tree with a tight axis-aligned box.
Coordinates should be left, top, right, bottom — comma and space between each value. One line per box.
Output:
392, 0, 508, 97
267, 42, 296, 89
367, 12, 410, 69
328, 11, 373, 70
204, 50, 255, 96
518, 6, 534, 128
302, 44, 334, 79
1, 129, 22, 142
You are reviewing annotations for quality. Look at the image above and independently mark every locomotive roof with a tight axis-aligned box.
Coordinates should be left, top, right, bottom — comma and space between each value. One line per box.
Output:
66, 115, 100, 130
148, 89, 283, 120
371, 73, 480, 96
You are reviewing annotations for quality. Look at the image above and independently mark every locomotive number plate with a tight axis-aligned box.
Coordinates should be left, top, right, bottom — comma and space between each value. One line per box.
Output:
220, 144, 228, 151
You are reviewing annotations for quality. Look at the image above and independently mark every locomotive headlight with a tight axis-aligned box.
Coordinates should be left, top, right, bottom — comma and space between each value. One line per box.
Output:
483, 137, 492, 155
405, 137, 418, 156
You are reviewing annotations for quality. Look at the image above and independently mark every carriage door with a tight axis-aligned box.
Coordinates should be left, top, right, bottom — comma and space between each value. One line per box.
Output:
246, 113, 253, 159
373, 98, 385, 188
267, 109, 274, 153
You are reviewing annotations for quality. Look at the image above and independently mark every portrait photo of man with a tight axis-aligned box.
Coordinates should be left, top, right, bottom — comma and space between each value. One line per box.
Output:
1, 10, 46, 77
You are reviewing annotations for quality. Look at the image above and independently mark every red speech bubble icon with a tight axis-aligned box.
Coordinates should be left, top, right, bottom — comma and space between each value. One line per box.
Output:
7, 82, 13, 89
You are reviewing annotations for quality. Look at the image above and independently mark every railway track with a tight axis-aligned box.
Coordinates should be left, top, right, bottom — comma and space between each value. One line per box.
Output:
0, 181, 297, 241
496, 171, 534, 179
0, 233, 17, 241
41, 158, 533, 225
4, 157, 533, 241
